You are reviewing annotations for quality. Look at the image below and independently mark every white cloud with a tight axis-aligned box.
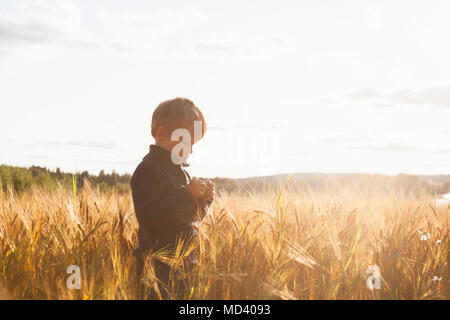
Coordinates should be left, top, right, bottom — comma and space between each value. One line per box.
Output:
319, 135, 372, 144
1, 2, 291, 60
347, 88, 381, 100
31, 140, 117, 150
194, 33, 294, 58
0, 0, 94, 59
97, 7, 207, 53
346, 142, 419, 152
390, 87, 450, 108
0, 2, 208, 58
347, 87, 450, 108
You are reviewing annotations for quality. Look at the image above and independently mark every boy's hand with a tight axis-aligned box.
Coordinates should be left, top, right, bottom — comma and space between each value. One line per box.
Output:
187, 179, 207, 199
186, 179, 215, 201
200, 180, 215, 202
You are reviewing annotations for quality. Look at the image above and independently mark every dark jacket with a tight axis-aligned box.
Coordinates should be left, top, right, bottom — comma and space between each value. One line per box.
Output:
131, 144, 211, 255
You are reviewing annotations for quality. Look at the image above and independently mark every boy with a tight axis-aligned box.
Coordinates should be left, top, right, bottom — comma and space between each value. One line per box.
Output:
130, 97, 214, 296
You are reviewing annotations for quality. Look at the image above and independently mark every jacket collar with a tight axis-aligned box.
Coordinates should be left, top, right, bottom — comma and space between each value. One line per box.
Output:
144, 144, 190, 168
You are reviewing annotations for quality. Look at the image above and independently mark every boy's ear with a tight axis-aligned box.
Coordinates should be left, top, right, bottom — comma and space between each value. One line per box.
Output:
155, 126, 169, 141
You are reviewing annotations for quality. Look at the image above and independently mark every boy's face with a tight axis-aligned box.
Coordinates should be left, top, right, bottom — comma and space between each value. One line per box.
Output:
155, 125, 199, 162
168, 137, 195, 158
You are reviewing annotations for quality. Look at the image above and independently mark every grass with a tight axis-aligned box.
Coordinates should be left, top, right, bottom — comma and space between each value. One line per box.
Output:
0, 180, 448, 299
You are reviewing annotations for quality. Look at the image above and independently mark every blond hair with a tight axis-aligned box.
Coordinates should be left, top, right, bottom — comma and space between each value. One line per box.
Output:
151, 97, 207, 138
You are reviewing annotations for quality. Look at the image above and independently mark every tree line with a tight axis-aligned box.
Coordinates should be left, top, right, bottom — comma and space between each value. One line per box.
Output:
1, 164, 446, 196
0, 165, 131, 194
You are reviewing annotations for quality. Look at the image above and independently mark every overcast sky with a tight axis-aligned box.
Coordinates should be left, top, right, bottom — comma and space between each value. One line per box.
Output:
1, 0, 449, 178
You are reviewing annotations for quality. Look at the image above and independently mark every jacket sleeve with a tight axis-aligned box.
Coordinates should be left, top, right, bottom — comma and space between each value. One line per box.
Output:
131, 162, 198, 229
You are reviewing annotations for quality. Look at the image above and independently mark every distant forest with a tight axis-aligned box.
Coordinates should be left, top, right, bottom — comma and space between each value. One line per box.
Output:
0, 165, 131, 193
0, 164, 238, 194
0, 164, 448, 196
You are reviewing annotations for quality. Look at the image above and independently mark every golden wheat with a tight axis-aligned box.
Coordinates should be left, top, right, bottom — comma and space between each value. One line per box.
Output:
0, 180, 448, 299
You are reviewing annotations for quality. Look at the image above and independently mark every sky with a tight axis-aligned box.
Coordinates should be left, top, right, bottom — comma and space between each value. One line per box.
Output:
0, 0, 449, 178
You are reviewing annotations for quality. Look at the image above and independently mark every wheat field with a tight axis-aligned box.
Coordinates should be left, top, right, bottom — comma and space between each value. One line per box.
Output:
0, 180, 448, 300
